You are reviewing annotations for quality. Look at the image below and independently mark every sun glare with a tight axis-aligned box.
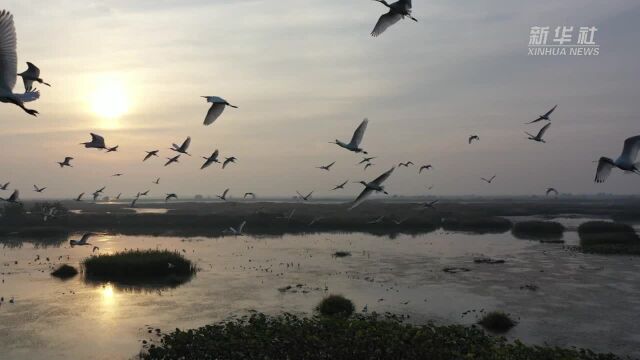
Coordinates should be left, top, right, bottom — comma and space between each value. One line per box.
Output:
90, 77, 130, 125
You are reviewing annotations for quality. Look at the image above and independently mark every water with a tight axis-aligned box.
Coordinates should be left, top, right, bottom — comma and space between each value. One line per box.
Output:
1, 227, 640, 359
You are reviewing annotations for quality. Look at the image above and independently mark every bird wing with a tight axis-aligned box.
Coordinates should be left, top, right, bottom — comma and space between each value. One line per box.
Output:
536, 123, 551, 138
25, 62, 40, 76
212, 149, 219, 159
80, 233, 92, 244
238, 221, 246, 233
594, 157, 614, 183
544, 105, 558, 117
372, 167, 395, 185
204, 103, 225, 125
181, 137, 191, 151
618, 135, 640, 164
223, 188, 229, 197
349, 188, 373, 210
0, 11, 17, 91
349, 118, 368, 147
22, 78, 33, 92
16, 88, 40, 102
90, 133, 105, 146
371, 12, 402, 37
328, 161, 336, 168
10, 189, 18, 201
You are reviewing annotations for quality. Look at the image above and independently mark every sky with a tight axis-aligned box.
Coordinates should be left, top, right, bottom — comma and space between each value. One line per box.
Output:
1, 0, 640, 200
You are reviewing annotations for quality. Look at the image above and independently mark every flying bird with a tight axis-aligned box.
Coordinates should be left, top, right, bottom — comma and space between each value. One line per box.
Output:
153, 178, 160, 185
92, 192, 100, 202
106, 145, 119, 153
525, 123, 551, 143
222, 157, 237, 169
0, 11, 39, 116
527, 105, 558, 124
33, 185, 46, 193
296, 191, 314, 201
165, 154, 181, 166
18, 62, 50, 91
0, 182, 9, 190
115, 193, 121, 200
546, 188, 559, 196
202, 96, 238, 126
350, 167, 395, 210
130, 197, 138, 208
143, 150, 159, 161
139, 190, 150, 196
69, 233, 93, 247
364, 163, 374, 171
112, 173, 123, 177
244, 192, 256, 199
331, 118, 368, 154
317, 161, 336, 171
594, 135, 640, 183
74, 192, 84, 202
398, 161, 414, 168
94, 186, 106, 194
201, 150, 220, 169
419, 165, 432, 173
481, 175, 496, 184
224, 221, 246, 236
57, 157, 73, 168
332, 180, 349, 191
217, 188, 230, 201
358, 157, 376, 164
371, 0, 417, 37
81, 133, 106, 150
0, 189, 19, 203
368, 215, 385, 224
170, 137, 191, 156
165, 193, 177, 202
419, 199, 439, 209
469, 135, 480, 144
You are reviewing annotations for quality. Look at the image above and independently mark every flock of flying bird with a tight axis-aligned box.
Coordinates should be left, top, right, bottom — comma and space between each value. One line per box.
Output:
1, 3, 640, 216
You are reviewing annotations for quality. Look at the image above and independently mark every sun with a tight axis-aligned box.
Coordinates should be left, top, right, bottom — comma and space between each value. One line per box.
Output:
90, 77, 129, 124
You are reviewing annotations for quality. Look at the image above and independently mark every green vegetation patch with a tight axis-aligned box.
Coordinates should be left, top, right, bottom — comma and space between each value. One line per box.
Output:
477, 311, 517, 333
578, 221, 640, 255
51, 264, 78, 279
142, 313, 621, 360
83, 250, 196, 282
316, 295, 355, 317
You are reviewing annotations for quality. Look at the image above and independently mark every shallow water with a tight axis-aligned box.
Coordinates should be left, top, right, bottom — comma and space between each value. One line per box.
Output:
1, 228, 640, 359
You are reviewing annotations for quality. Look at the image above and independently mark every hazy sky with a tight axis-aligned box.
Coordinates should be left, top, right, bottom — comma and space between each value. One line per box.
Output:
1, 0, 640, 199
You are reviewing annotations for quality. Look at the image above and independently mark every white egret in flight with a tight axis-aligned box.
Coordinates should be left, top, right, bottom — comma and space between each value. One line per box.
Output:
81, 133, 107, 149
526, 123, 551, 143
371, 0, 417, 37
296, 191, 314, 201
143, 150, 159, 161
332, 180, 349, 191
419, 165, 432, 173
222, 157, 237, 169
18, 62, 50, 91
217, 188, 230, 201
33, 185, 46, 193
317, 161, 336, 171
481, 175, 496, 184
201, 150, 220, 169
202, 96, 238, 126
0, 11, 39, 116
469, 135, 479, 144
546, 188, 559, 196
69, 233, 94, 247
527, 105, 558, 124
170, 137, 191, 156
223, 221, 246, 236
331, 119, 368, 154
594, 135, 640, 183
0, 182, 9, 190
350, 167, 395, 210
57, 157, 73, 168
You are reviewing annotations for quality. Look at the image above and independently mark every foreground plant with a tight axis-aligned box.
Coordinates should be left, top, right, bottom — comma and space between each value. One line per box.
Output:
142, 313, 621, 360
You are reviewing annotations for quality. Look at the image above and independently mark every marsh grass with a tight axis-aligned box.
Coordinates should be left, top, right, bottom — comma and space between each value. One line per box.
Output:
142, 313, 621, 360
83, 250, 196, 283
51, 264, 78, 279
316, 295, 355, 317
512, 221, 565, 240
477, 311, 517, 333
578, 221, 640, 255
